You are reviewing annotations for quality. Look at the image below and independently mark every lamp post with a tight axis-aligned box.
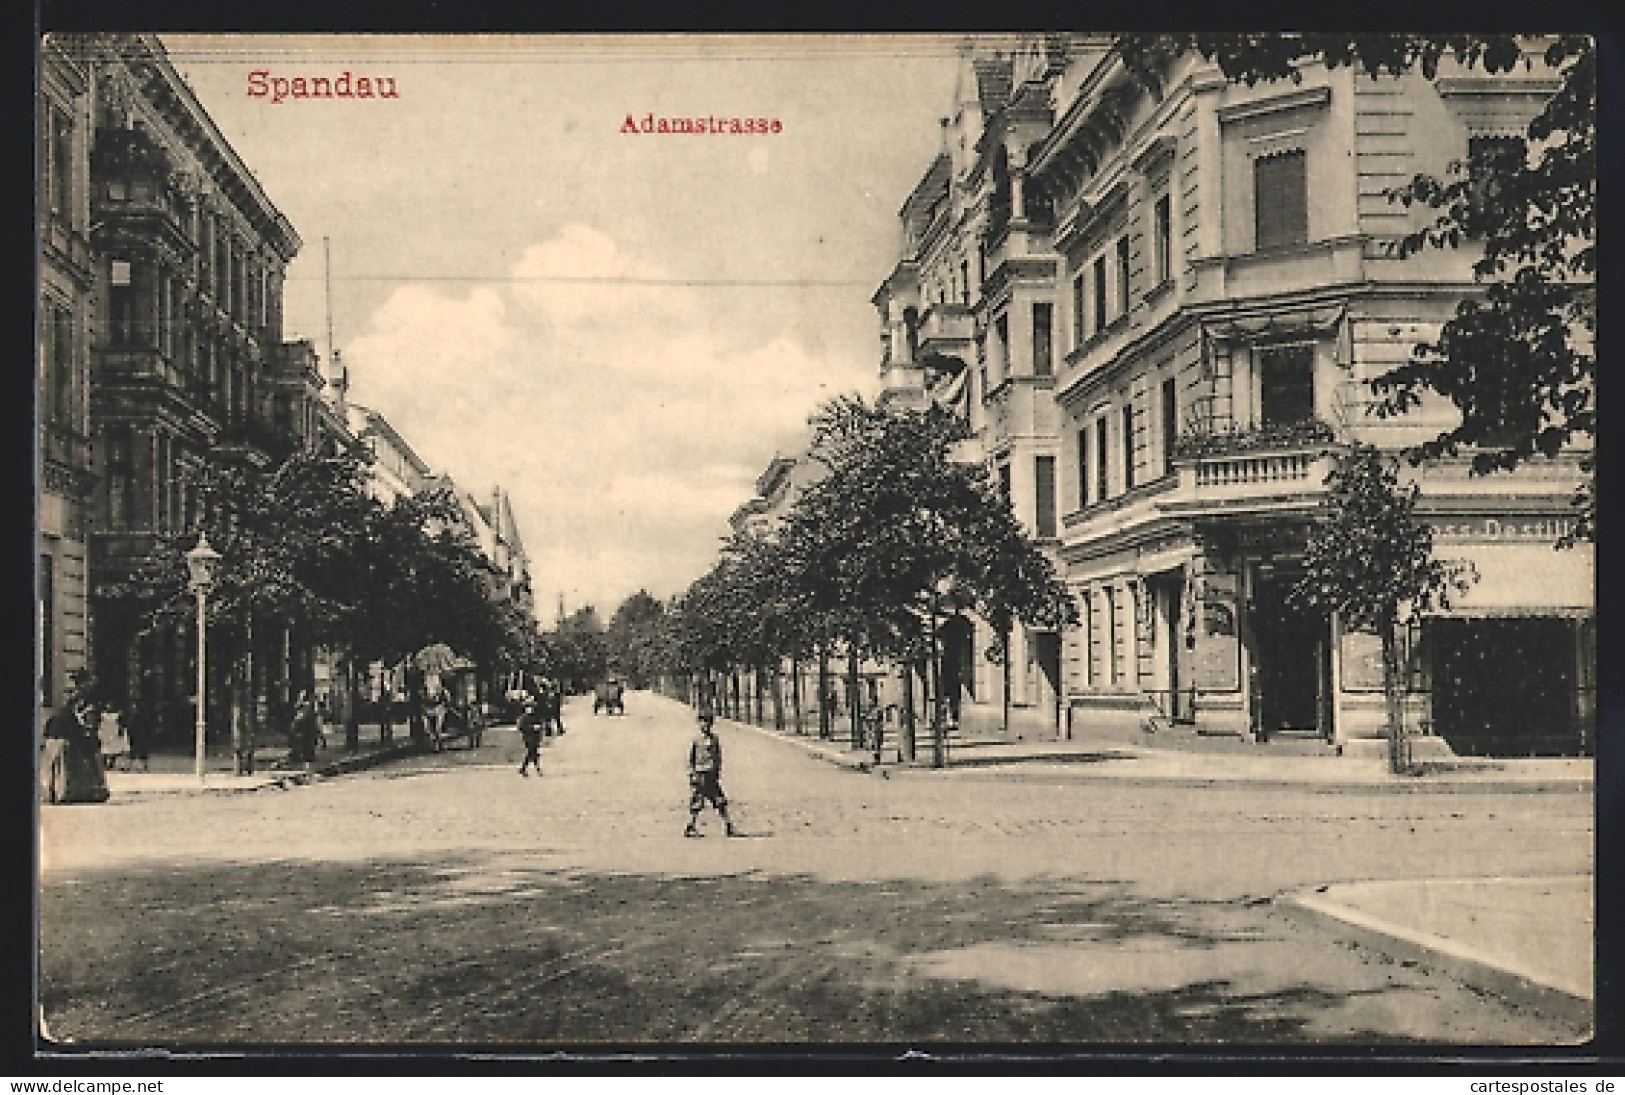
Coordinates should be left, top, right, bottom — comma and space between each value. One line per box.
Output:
185, 534, 222, 782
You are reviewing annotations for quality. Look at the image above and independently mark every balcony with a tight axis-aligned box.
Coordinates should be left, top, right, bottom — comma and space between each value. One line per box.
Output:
1163, 419, 1341, 518
918, 303, 974, 358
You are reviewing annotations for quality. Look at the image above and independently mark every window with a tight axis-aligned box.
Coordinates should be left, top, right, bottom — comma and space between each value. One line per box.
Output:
1095, 415, 1110, 502
1466, 135, 1525, 236
1035, 455, 1056, 538
1254, 150, 1308, 250
1032, 302, 1053, 376
960, 260, 970, 305
1258, 344, 1317, 426
39, 552, 53, 708
1078, 595, 1092, 690
48, 107, 72, 219
1104, 587, 1118, 685
108, 259, 138, 348
1121, 403, 1136, 490
1115, 236, 1131, 318
998, 462, 1012, 503
1153, 193, 1173, 285
1161, 376, 1178, 475
903, 306, 919, 363
993, 313, 1009, 387
106, 426, 131, 529
1071, 273, 1085, 348
1091, 255, 1108, 333
1077, 426, 1090, 508
44, 304, 73, 427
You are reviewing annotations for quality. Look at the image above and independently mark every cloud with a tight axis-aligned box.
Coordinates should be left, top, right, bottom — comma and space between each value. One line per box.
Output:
342, 223, 875, 614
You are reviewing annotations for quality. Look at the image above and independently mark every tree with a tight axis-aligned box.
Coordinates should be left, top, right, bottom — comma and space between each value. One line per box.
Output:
780, 396, 1078, 762
549, 606, 608, 694
1291, 444, 1475, 773
605, 590, 667, 689
1119, 33, 1595, 539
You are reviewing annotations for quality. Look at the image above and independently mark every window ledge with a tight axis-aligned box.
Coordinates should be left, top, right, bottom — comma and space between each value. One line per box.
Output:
1143, 278, 1174, 304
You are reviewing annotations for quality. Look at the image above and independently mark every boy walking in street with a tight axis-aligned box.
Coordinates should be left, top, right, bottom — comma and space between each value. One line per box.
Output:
517, 699, 544, 777
685, 712, 737, 837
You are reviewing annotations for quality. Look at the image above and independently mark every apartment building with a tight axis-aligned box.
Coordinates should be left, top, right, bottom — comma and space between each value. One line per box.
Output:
1024, 41, 1591, 756
39, 37, 97, 724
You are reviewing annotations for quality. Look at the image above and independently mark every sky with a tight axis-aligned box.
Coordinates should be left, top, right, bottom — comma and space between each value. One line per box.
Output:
161, 34, 965, 620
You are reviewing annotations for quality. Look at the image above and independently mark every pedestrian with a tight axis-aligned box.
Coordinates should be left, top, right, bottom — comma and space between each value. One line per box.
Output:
42, 695, 109, 804
288, 690, 319, 768
98, 705, 128, 770
517, 700, 544, 777
125, 697, 151, 773
684, 711, 737, 838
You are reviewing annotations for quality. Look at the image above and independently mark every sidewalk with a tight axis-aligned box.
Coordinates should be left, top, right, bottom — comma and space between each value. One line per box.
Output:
98, 720, 453, 796
1280, 876, 1593, 1015
721, 711, 1593, 792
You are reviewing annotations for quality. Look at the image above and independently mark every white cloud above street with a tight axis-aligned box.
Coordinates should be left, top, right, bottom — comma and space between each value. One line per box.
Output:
164, 34, 961, 616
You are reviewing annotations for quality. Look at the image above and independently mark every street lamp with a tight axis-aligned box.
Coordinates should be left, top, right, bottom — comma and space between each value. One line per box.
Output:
185, 534, 222, 782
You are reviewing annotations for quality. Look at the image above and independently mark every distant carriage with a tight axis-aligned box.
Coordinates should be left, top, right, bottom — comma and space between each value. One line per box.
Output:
593, 677, 626, 716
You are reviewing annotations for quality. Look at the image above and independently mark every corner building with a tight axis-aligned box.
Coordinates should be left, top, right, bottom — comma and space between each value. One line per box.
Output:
1025, 41, 1591, 756
877, 36, 1592, 758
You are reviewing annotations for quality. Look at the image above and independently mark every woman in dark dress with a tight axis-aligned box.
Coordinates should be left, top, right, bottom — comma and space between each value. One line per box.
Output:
42, 697, 109, 804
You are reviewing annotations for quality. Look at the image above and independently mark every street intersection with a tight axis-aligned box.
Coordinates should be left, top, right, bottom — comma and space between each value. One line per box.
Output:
39, 692, 1592, 1047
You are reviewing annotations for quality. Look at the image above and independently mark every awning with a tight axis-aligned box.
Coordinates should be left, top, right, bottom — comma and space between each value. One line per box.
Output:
1426, 543, 1594, 617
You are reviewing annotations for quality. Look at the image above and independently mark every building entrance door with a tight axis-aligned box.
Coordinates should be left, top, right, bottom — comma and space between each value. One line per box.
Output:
1250, 568, 1331, 739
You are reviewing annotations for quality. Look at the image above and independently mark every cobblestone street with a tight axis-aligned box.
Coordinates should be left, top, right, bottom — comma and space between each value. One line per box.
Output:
39, 693, 1592, 1047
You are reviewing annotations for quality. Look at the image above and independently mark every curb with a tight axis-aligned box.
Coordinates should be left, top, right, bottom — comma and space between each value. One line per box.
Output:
1275, 886, 1593, 1029
110, 740, 426, 796
724, 717, 1592, 793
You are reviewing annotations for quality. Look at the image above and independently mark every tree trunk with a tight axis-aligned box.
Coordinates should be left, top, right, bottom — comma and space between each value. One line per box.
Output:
817, 645, 831, 740
1381, 618, 1407, 775
345, 656, 361, 753
791, 657, 804, 734
847, 644, 862, 749
929, 614, 945, 768
233, 613, 255, 775
1002, 626, 1013, 739
771, 665, 784, 731
902, 661, 917, 762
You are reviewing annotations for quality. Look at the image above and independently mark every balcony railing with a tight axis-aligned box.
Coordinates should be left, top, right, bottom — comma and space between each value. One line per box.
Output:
1193, 450, 1319, 488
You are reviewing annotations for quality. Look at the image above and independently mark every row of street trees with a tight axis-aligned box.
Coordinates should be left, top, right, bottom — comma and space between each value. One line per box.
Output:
650, 397, 1077, 766
115, 446, 545, 766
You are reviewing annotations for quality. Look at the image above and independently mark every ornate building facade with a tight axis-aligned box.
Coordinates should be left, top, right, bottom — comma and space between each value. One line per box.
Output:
73, 33, 310, 744
877, 36, 1592, 757
39, 37, 97, 724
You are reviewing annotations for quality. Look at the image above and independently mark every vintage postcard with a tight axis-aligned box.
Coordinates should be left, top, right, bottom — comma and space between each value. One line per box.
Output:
36, 32, 1595, 1055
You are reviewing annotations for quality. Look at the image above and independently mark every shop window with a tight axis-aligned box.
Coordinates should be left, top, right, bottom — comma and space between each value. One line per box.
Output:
1033, 302, 1053, 376
1258, 344, 1316, 426
1035, 455, 1056, 538
1254, 150, 1308, 250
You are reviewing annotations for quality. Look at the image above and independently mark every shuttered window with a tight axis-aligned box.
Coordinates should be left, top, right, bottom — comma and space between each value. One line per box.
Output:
1035, 455, 1056, 538
1254, 150, 1308, 250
